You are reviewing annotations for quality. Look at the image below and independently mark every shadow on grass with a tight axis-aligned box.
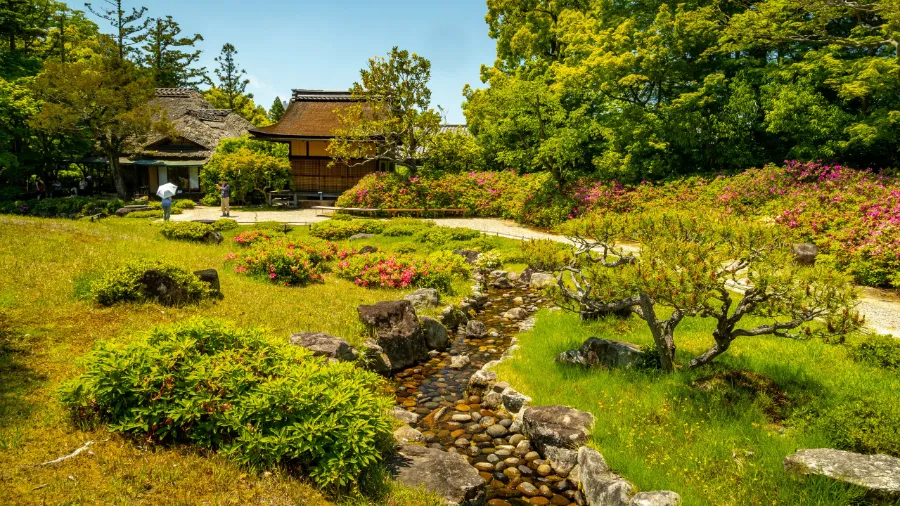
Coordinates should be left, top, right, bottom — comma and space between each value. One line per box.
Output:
0, 313, 46, 433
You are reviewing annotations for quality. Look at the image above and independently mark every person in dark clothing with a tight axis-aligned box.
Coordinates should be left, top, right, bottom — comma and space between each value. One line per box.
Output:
215, 179, 231, 217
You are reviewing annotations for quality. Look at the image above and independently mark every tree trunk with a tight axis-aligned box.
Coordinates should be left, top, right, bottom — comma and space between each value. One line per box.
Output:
106, 150, 129, 200
688, 338, 731, 369
638, 294, 676, 372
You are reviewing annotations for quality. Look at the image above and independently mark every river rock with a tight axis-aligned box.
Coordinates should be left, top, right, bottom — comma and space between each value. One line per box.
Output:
578, 447, 635, 506
467, 369, 497, 397
405, 288, 441, 309
289, 332, 359, 362
362, 339, 392, 374
201, 229, 224, 244
545, 446, 579, 476
523, 405, 595, 452
357, 300, 427, 372
784, 448, 900, 498
489, 270, 513, 289
388, 444, 486, 505
390, 406, 420, 425
450, 355, 472, 369
483, 391, 503, 409
557, 338, 644, 370
394, 425, 425, 444
421, 316, 450, 350
501, 307, 528, 320
630, 491, 682, 506
442, 305, 469, 331
791, 243, 818, 266
501, 387, 532, 415
454, 249, 481, 264
466, 320, 487, 338
193, 269, 221, 293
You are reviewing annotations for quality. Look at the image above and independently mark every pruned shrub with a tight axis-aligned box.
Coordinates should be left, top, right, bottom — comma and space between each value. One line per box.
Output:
59, 319, 393, 487
0, 197, 124, 218
160, 222, 218, 242
310, 219, 385, 240
122, 210, 164, 219
233, 229, 284, 247
90, 260, 214, 306
335, 252, 456, 291
412, 227, 481, 246
172, 199, 195, 212
851, 334, 900, 370
212, 218, 239, 231
226, 238, 336, 286
382, 218, 437, 237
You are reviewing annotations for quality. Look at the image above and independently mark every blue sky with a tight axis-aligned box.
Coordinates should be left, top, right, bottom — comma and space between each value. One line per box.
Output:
84, 0, 498, 123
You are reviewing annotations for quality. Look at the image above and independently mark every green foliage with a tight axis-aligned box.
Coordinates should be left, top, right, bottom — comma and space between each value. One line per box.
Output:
269, 96, 285, 122
138, 16, 208, 89
473, 251, 502, 271
211, 218, 238, 231
227, 241, 328, 287
172, 199, 194, 211
851, 334, 900, 371
381, 218, 437, 237
0, 197, 123, 217
200, 137, 290, 204
310, 219, 385, 240
159, 222, 214, 242
412, 227, 481, 246
232, 229, 284, 247
805, 399, 900, 456
122, 209, 162, 219
421, 128, 485, 175
59, 319, 393, 488
90, 260, 212, 306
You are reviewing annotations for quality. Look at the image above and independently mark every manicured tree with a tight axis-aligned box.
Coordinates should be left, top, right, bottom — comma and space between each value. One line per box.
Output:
138, 16, 208, 89
200, 145, 290, 204
330, 46, 443, 173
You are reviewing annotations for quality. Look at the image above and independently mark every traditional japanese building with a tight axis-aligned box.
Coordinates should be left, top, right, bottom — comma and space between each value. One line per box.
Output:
249, 89, 385, 198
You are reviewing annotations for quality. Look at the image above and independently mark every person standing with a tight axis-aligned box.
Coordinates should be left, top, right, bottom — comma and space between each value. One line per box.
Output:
161, 196, 173, 221
215, 179, 231, 217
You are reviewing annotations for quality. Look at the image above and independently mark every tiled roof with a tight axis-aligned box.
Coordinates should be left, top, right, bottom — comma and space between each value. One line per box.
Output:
251, 90, 365, 139
291, 89, 359, 102
155, 88, 202, 98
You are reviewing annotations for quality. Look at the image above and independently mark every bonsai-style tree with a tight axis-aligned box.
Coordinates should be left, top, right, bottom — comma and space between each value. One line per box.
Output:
530, 211, 863, 371
330, 46, 443, 172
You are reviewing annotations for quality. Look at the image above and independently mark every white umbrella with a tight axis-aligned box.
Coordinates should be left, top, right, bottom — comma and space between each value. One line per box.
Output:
156, 183, 178, 199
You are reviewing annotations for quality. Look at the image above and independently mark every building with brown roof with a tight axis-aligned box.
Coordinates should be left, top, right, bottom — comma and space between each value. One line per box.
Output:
249, 89, 386, 197
125, 88, 254, 196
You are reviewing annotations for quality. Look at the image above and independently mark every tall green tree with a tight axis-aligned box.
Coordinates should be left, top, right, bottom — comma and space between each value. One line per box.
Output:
269, 96, 285, 122
138, 16, 208, 88
30, 38, 170, 198
331, 46, 443, 172
85, 0, 148, 62
213, 42, 251, 111
203, 86, 271, 127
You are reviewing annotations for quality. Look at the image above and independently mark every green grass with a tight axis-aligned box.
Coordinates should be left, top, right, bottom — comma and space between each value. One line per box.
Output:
0, 215, 518, 505
494, 309, 900, 506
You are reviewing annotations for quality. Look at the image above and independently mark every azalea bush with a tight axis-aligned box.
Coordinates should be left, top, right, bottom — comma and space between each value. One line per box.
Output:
335, 252, 455, 291
233, 229, 283, 247
227, 239, 333, 287
59, 319, 393, 488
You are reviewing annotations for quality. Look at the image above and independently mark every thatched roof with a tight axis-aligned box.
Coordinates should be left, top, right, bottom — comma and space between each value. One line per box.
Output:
135, 88, 254, 162
250, 89, 365, 140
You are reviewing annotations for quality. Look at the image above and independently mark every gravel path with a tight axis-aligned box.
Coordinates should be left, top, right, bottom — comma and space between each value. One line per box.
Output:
172, 207, 899, 337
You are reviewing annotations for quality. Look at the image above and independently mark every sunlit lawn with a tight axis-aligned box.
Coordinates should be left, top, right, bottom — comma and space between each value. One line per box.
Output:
494, 309, 900, 506
0, 215, 517, 505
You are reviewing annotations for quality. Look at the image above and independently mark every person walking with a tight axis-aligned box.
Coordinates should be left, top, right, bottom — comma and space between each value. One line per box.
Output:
216, 179, 231, 217
161, 196, 173, 221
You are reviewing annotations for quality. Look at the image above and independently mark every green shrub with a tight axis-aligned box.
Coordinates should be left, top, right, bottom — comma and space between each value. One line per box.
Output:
413, 227, 481, 246
59, 319, 393, 488
160, 222, 215, 242
212, 218, 239, 231
90, 260, 213, 306
123, 210, 163, 219
851, 334, 900, 370
172, 199, 195, 211
310, 219, 385, 240
0, 197, 124, 217
473, 251, 502, 271
381, 218, 437, 237
809, 399, 900, 456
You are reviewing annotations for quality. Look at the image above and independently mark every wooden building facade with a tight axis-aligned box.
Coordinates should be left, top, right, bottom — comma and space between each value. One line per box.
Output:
250, 90, 384, 198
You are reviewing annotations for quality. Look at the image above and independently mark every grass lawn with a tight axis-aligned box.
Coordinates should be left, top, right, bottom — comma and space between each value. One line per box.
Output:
0, 215, 523, 505
494, 309, 900, 506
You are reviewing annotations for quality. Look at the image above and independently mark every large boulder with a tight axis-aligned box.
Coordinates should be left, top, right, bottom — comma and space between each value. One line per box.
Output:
523, 405, 595, 453
289, 332, 359, 362
556, 338, 644, 370
501, 307, 529, 320
784, 449, 900, 498
137, 269, 208, 306
453, 249, 481, 265
578, 447, 635, 506
489, 270, 512, 289
357, 300, 427, 372
544, 445, 579, 477
393, 425, 425, 444
630, 491, 682, 506
358, 245, 379, 254
467, 369, 497, 397
193, 269, 221, 294
405, 288, 441, 309
501, 387, 532, 415
441, 305, 469, 331
387, 444, 486, 505
420, 316, 450, 350
791, 243, 819, 266
201, 229, 224, 245
390, 406, 420, 425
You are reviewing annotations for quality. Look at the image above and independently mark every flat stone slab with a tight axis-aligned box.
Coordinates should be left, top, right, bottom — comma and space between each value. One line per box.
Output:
387, 444, 486, 505
784, 448, 900, 497
523, 405, 595, 452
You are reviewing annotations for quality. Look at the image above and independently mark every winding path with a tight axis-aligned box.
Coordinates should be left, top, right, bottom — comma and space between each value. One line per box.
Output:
173, 207, 900, 337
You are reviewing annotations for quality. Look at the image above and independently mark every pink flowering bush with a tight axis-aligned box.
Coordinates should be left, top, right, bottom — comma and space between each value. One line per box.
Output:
233, 229, 283, 247
335, 252, 454, 292
226, 238, 337, 287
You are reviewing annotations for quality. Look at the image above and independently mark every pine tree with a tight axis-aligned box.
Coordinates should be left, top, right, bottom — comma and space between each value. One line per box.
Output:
269, 96, 285, 122
213, 42, 251, 112
85, 0, 148, 62
138, 16, 208, 88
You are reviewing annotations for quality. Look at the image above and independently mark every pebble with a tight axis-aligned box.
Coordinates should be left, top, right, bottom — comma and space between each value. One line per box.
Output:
504, 457, 521, 466
517, 482, 539, 496
487, 424, 509, 438
487, 454, 500, 463
550, 495, 570, 505
451, 413, 472, 422
499, 418, 513, 428
514, 441, 531, 456
539, 484, 554, 498
475, 462, 494, 472
537, 464, 553, 476
524, 451, 540, 462
531, 498, 550, 505
488, 500, 512, 506
509, 434, 526, 446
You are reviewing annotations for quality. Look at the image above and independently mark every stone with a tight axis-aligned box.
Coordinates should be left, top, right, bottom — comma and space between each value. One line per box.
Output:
388, 444, 486, 505
360, 339, 392, 374
514, 440, 531, 456
420, 317, 450, 351
529, 272, 556, 288
349, 233, 375, 240
502, 307, 529, 320
501, 387, 532, 414
450, 355, 472, 369
405, 288, 441, 309
192, 269, 221, 293
784, 448, 900, 498
791, 243, 819, 266
357, 245, 379, 254
394, 425, 425, 444
487, 424, 509, 438
467, 369, 497, 398
357, 300, 427, 372
452, 413, 473, 422
483, 391, 503, 410
578, 447, 634, 506
133, 268, 213, 306
475, 462, 495, 472
466, 320, 487, 338
454, 249, 481, 264
517, 482, 540, 496
490, 270, 513, 289
201, 230, 224, 245
289, 332, 359, 362
545, 446, 579, 476
556, 338, 644, 370
523, 406, 595, 452
538, 464, 553, 477
115, 205, 152, 217
629, 491, 682, 506
441, 305, 469, 331
390, 406, 419, 425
